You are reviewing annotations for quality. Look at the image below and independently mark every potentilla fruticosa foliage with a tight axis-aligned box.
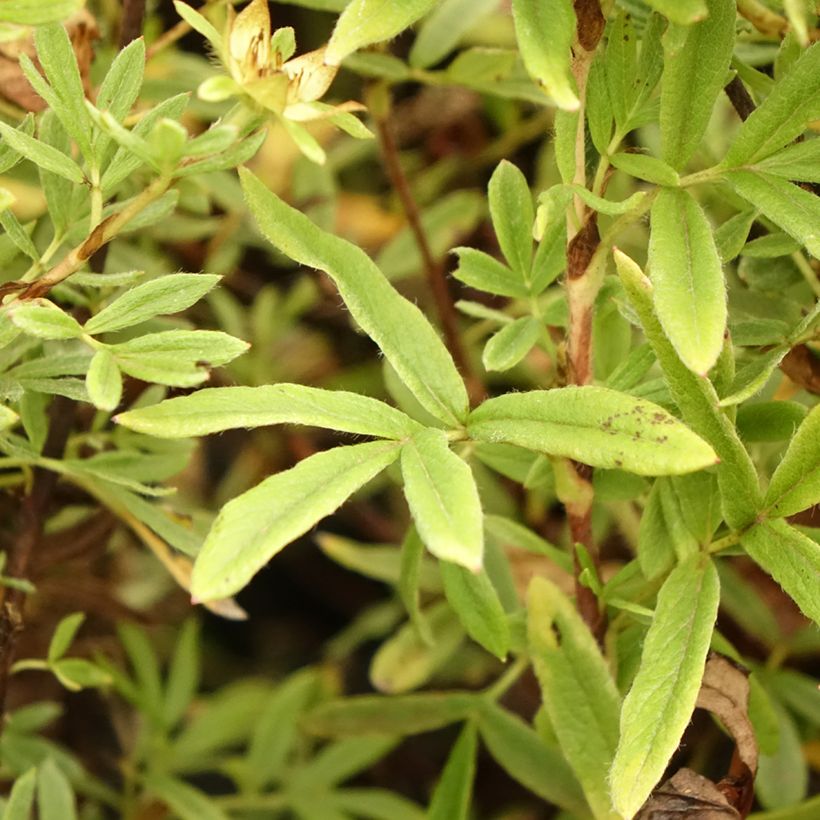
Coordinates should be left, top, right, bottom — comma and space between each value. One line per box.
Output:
0, 0, 818, 817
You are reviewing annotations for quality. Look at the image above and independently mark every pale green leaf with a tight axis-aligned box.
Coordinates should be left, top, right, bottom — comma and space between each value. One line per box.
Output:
610, 557, 719, 819
409, 0, 498, 69
725, 170, 820, 259
764, 403, 820, 517
192, 440, 401, 600
467, 386, 718, 476
38, 112, 73, 235
488, 160, 534, 278
0, 120, 84, 183
0, 1, 83, 24
528, 577, 621, 818
3, 769, 36, 820
440, 562, 509, 659
476, 702, 587, 815
401, 429, 483, 570
754, 139, 820, 184
511, 0, 578, 110
9, 300, 83, 340
726, 42, 820, 166
427, 723, 477, 820
610, 152, 679, 186
86, 351, 122, 412
116, 384, 420, 440
482, 317, 540, 372
145, 774, 229, 820
741, 519, 820, 626
645, 0, 707, 25
398, 527, 434, 645
649, 187, 726, 374
241, 169, 468, 426
451, 248, 527, 299
614, 250, 762, 528
291, 736, 398, 790
37, 758, 76, 820
163, 619, 200, 730
172, 1, 223, 54
659, 0, 735, 169
47, 613, 84, 663
370, 601, 464, 693
326, 0, 438, 65
756, 696, 809, 809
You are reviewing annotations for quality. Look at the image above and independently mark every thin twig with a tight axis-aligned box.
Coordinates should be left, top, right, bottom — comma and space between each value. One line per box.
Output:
374, 114, 484, 405
119, 0, 147, 49
724, 76, 755, 122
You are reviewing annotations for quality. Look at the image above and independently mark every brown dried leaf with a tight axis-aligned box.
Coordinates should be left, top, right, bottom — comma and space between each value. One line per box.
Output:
636, 769, 740, 820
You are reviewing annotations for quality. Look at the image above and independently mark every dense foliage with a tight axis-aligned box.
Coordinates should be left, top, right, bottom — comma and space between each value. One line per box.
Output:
0, 0, 818, 817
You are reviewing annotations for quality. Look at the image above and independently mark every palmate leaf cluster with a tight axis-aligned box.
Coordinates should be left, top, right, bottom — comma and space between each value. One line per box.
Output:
0, 0, 819, 818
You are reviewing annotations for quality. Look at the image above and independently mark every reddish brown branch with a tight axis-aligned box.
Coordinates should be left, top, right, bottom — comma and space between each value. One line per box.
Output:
724, 76, 755, 122
119, 0, 147, 49
374, 115, 484, 405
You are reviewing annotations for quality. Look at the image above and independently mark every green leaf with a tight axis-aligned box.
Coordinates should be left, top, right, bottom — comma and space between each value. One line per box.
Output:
468, 386, 718, 476
440, 562, 509, 659
32, 24, 93, 161
117, 384, 420, 440
37, 758, 76, 820
331, 789, 424, 820
398, 527, 434, 645
609, 557, 719, 819
484, 514, 571, 572
648, 187, 726, 374
3, 769, 36, 820
292, 736, 398, 790
245, 669, 320, 790
605, 9, 638, 132
304, 692, 476, 737
409, 0, 498, 69
726, 43, 820, 166
326, 0, 438, 65
172, 1, 223, 54
511, 0, 578, 110
38, 112, 73, 235
659, 0, 735, 169
715, 209, 756, 263
610, 152, 679, 186
0, 114, 34, 174
451, 248, 528, 299
163, 619, 200, 730
488, 161, 534, 279
741, 519, 820, 626
756, 696, 809, 810
0, 210, 39, 261
725, 170, 820, 258
110, 330, 249, 387
427, 723, 477, 820
47, 612, 84, 663
241, 169, 468, 426
86, 351, 122, 412
118, 623, 163, 715
645, 0, 707, 25
370, 602, 464, 693
754, 139, 820, 184
528, 577, 620, 818
764, 403, 820, 517
614, 249, 762, 529
0, 1, 83, 25
0, 120, 84, 183
192, 440, 401, 601
84, 274, 221, 334
476, 702, 587, 815
737, 400, 807, 443
145, 774, 229, 820
400, 429, 484, 571
9, 300, 83, 340
51, 658, 112, 691
482, 317, 540, 372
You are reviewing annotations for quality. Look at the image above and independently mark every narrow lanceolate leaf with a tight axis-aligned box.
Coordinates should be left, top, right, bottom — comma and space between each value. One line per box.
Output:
755, 139, 820, 184
326, 0, 437, 65
401, 429, 484, 570
4, 768, 36, 820
764, 404, 820, 518
37, 757, 77, 820
428, 723, 477, 820
9, 300, 83, 340
409, 0, 498, 69
0, 120, 84, 183
614, 250, 761, 529
440, 562, 509, 659
117, 385, 420, 441
488, 161, 534, 279
191, 441, 402, 601
241, 169, 468, 426
451, 248, 527, 299
84, 274, 221, 335
86, 351, 122, 412
610, 557, 720, 819
511, 0, 578, 110
725, 170, 820, 259
467, 387, 717, 477
741, 520, 820, 626
528, 578, 621, 819
726, 43, 820, 166
645, 0, 707, 25
0, 1, 83, 25
649, 188, 726, 374
659, 0, 735, 169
